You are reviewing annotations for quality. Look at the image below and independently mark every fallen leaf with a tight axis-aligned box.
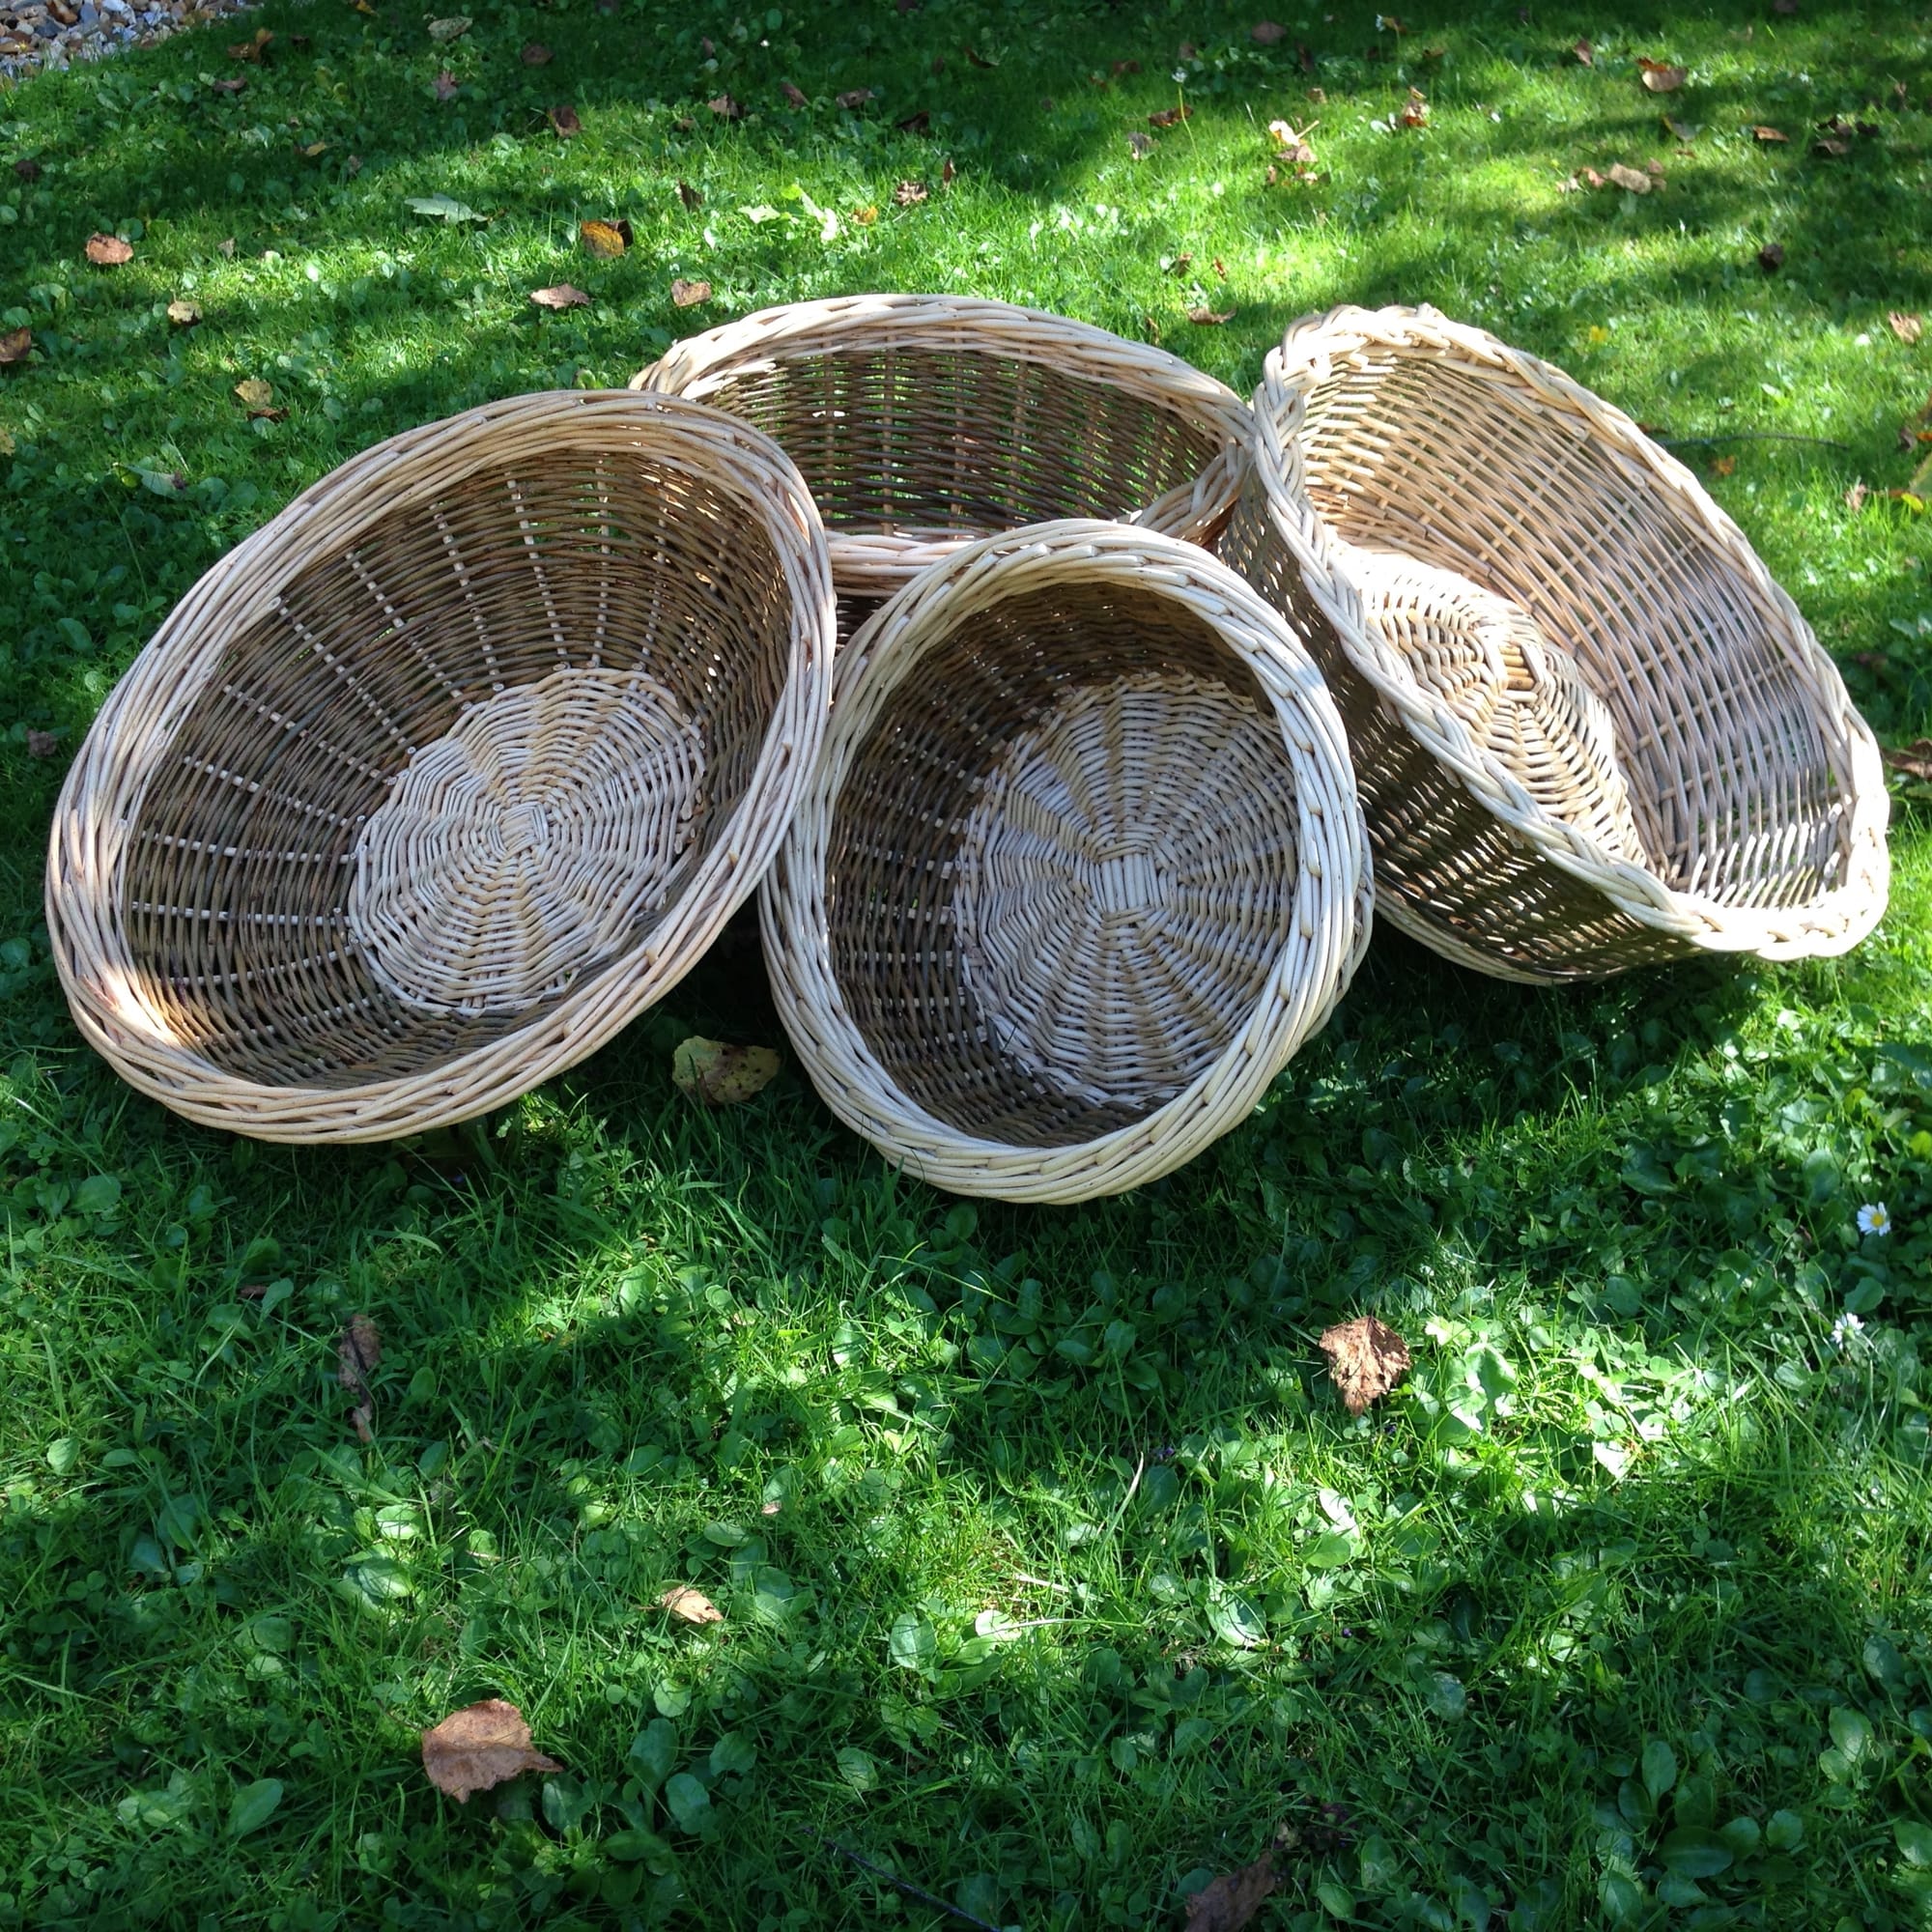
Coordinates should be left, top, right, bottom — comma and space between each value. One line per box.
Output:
530, 284, 589, 309
426, 14, 469, 40
580, 217, 631, 257
781, 80, 807, 106
706, 93, 741, 120
671, 1037, 777, 1102
521, 41, 551, 64
853, 203, 878, 224
1662, 115, 1698, 141
1166, 253, 1193, 273
1251, 20, 1287, 45
1149, 103, 1190, 127
1884, 740, 1932, 782
14, 158, 42, 182
548, 102, 581, 137
1378, 13, 1407, 31
0, 328, 32, 366
1184, 1848, 1280, 1931
1113, 59, 1141, 75
336, 1310, 380, 1441
85, 233, 133, 266
698, 35, 715, 55
941, 156, 955, 185
658, 1585, 724, 1625
407, 193, 488, 223
1812, 135, 1849, 157
166, 298, 201, 327
217, 238, 236, 257
835, 87, 873, 109
1188, 306, 1236, 325
298, 140, 330, 159
670, 277, 712, 308
227, 26, 272, 59
1572, 37, 1592, 64
1751, 124, 1788, 143
211, 75, 246, 93
893, 179, 926, 205
1711, 453, 1736, 476
1757, 241, 1785, 272
1606, 161, 1652, 192
1845, 479, 1868, 512
432, 70, 458, 99
1398, 86, 1429, 128
1212, 257, 1227, 276
1579, 166, 1605, 187
1268, 118, 1316, 164
1889, 312, 1923, 347
676, 179, 701, 210
235, 377, 275, 410
1637, 58, 1686, 93
966, 45, 997, 67
897, 108, 931, 133
1126, 130, 1156, 158
672, 115, 694, 131
422, 1701, 562, 1804
26, 729, 57, 757
1319, 1316, 1412, 1415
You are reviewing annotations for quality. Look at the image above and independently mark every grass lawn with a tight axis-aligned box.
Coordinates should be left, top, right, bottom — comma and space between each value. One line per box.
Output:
3, 0, 1932, 1926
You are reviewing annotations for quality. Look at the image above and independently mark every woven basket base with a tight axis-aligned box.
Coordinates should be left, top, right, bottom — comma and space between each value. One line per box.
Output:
350, 667, 704, 1017
952, 670, 1300, 1116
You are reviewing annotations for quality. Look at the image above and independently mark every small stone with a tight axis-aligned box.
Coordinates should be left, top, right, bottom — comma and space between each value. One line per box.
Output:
78, 5, 97, 24
35, 19, 57, 35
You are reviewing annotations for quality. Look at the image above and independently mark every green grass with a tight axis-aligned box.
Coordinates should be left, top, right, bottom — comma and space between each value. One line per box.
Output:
2, 0, 1932, 1927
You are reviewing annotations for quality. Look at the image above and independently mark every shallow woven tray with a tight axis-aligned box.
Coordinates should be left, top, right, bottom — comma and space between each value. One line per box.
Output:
48, 391, 834, 1140
761, 521, 1371, 1203
633, 294, 1251, 599
1220, 303, 1889, 980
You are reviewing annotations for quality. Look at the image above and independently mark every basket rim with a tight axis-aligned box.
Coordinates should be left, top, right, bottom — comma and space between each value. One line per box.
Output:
633, 293, 1254, 596
1247, 301, 1889, 959
46, 389, 836, 1141
760, 517, 1373, 1204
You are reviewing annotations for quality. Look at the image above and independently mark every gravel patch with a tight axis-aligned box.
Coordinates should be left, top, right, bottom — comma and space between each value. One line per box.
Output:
1, 0, 258, 79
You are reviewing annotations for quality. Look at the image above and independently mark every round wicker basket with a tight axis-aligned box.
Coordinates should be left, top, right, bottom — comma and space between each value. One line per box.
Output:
48, 391, 835, 1141
633, 294, 1251, 599
761, 521, 1372, 1203
1220, 303, 1889, 980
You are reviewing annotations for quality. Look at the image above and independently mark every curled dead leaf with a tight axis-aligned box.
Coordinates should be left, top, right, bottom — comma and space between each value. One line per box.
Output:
671, 1036, 777, 1102
426, 14, 469, 41
941, 156, 955, 185
781, 80, 807, 107
658, 1585, 724, 1625
580, 217, 631, 257
1750, 124, 1788, 143
1606, 161, 1653, 192
227, 25, 273, 59
1845, 479, 1869, 512
548, 102, 581, 137
521, 41, 551, 64
1188, 307, 1236, 325
1251, 20, 1287, 45
966, 45, 997, 68
670, 277, 712, 309
1126, 131, 1156, 159
422, 1700, 562, 1804
706, 93, 742, 120
234, 377, 277, 412
853, 204, 878, 225
432, 70, 457, 99
1757, 241, 1785, 272
1662, 115, 1698, 142
1637, 57, 1686, 92
530, 284, 590, 310
677, 179, 701, 210
1883, 740, 1932, 783
835, 87, 874, 109
1149, 103, 1190, 128
1711, 453, 1736, 477
1184, 1839, 1287, 1932
0, 327, 33, 365
1319, 1315, 1412, 1415
211, 75, 246, 93
1889, 312, 1923, 347
85, 233, 134, 267
1572, 37, 1592, 65
166, 298, 201, 327
1166, 253, 1193, 274
1397, 86, 1429, 128
897, 108, 931, 134
336, 1310, 381, 1442
893, 179, 927, 205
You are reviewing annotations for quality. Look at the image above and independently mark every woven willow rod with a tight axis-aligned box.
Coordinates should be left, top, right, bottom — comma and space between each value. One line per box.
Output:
762, 520, 1372, 1204
1220, 303, 1888, 980
48, 390, 835, 1140
634, 293, 1252, 598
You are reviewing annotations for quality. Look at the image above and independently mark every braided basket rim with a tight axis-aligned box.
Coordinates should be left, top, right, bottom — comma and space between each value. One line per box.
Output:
633, 293, 1254, 597
1248, 302, 1889, 961
47, 389, 836, 1141
759, 518, 1373, 1204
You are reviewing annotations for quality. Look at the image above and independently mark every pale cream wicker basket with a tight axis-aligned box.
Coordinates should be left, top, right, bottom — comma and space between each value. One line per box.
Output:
1221, 303, 1889, 980
761, 521, 1372, 1204
633, 294, 1251, 600
48, 391, 834, 1141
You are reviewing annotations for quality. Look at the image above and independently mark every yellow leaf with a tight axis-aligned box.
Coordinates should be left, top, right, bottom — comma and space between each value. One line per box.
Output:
579, 217, 629, 257
671, 1037, 779, 1105
658, 1585, 724, 1625
234, 377, 275, 409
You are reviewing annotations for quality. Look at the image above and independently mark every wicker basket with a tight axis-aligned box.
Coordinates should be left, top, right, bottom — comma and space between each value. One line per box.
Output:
761, 521, 1371, 1203
48, 391, 834, 1141
633, 294, 1251, 599
1221, 303, 1889, 980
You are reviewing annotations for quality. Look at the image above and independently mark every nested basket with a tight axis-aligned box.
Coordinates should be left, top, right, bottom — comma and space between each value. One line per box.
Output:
48, 391, 834, 1140
633, 294, 1252, 599
1220, 303, 1889, 980
761, 522, 1372, 1203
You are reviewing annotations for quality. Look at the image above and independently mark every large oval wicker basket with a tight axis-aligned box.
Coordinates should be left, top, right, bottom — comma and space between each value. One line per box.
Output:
1220, 304, 1889, 980
761, 521, 1371, 1203
633, 294, 1251, 600
48, 391, 834, 1140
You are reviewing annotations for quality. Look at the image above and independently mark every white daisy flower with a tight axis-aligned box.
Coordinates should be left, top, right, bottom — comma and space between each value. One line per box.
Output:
1857, 1203, 1891, 1237
1831, 1311, 1865, 1350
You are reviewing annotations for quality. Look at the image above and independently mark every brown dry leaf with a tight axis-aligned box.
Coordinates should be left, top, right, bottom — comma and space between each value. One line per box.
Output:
941, 156, 956, 186
1212, 257, 1227, 277
706, 93, 742, 120
854, 203, 878, 224
1637, 57, 1686, 93
26, 728, 57, 756
1149, 103, 1190, 127
1845, 479, 1869, 512
0, 427, 13, 456
676, 180, 701, 210
548, 102, 581, 137
897, 108, 931, 134
85, 233, 134, 267
337, 1310, 381, 1442
530, 284, 590, 310
432, 70, 458, 99
1113, 58, 1141, 75
1166, 253, 1193, 274
1606, 161, 1652, 192
234, 377, 277, 412
1188, 307, 1236, 325
1884, 740, 1932, 783
4, 324, 40, 364
1126, 131, 1156, 159
1812, 134, 1849, 157
14, 158, 43, 183
1750, 124, 1788, 143
422, 1700, 562, 1804
166, 298, 202, 327
658, 1585, 724, 1625
227, 25, 273, 59
1251, 20, 1287, 45
1319, 1316, 1412, 1415
893, 179, 927, 206
1572, 37, 1593, 65
670, 277, 712, 308
1398, 86, 1429, 128
580, 217, 631, 257
835, 87, 874, 109
521, 41, 552, 64
1711, 453, 1737, 476
1757, 241, 1785, 272
1184, 1848, 1281, 1932
212, 75, 247, 93
298, 141, 330, 159
425, 14, 469, 40
671, 1036, 777, 1102
1889, 312, 1924, 347
781, 80, 807, 106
